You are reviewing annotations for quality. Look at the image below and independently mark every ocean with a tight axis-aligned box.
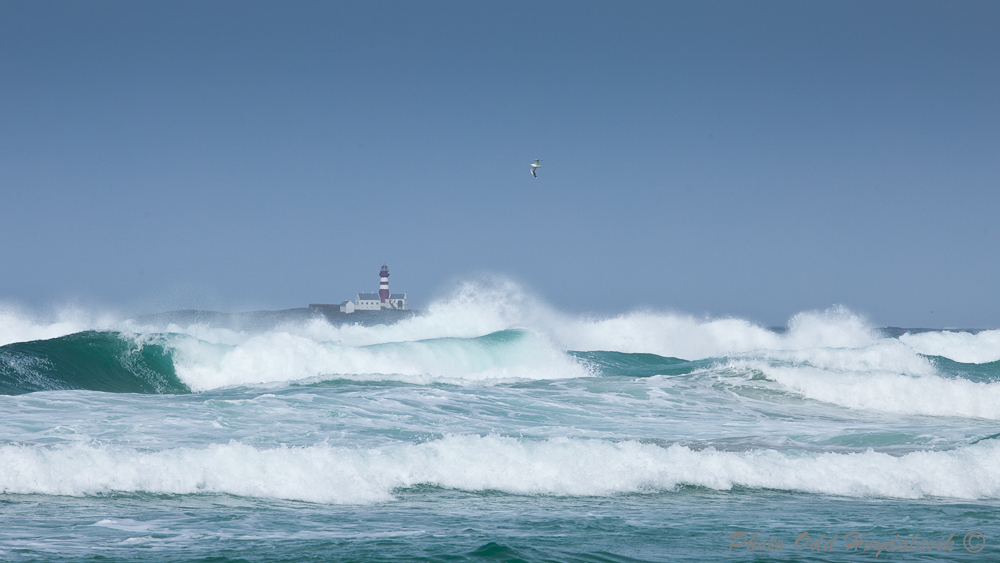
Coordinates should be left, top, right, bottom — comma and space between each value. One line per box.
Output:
2, 285, 999, 562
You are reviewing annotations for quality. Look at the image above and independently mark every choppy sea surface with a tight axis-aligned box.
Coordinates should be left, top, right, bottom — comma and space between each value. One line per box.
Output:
2, 285, 1000, 562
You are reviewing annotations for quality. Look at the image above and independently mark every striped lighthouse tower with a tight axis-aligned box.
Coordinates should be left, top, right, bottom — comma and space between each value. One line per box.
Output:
378, 264, 390, 307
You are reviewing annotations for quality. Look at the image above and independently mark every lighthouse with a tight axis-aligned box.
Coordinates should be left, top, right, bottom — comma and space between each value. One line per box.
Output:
379, 264, 390, 306
350, 265, 408, 311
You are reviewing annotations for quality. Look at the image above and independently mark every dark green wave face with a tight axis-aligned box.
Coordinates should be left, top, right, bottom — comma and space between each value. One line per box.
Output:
568, 350, 699, 377
12, 328, 996, 397
926, 355, 1000, 382
0, 331, 189, 395
0, 328, 705, 397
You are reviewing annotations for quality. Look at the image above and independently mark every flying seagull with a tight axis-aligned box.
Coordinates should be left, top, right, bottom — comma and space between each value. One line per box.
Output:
530, 159, 542, 178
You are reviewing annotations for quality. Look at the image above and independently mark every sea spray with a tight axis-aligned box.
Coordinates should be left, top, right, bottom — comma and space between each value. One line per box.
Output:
168, 329, 590, 391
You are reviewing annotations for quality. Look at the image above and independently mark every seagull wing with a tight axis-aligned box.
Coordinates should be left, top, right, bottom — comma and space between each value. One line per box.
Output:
531, 168, 537, 177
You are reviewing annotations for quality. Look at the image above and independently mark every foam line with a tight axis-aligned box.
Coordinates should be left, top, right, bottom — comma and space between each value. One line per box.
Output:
3, 436, 999, 503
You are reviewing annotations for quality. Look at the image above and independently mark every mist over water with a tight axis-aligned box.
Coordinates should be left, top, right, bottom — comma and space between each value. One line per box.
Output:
2, 280, 999, 561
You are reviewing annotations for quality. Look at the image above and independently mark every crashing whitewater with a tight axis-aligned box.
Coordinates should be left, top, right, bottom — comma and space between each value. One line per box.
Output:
3, 280, 1000, 504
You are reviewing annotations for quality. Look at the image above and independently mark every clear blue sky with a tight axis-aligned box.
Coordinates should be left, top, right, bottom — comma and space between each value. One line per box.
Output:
1, 1, 998, 327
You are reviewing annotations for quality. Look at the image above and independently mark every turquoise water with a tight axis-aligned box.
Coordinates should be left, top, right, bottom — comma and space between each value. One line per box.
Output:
2, 302, 999, 561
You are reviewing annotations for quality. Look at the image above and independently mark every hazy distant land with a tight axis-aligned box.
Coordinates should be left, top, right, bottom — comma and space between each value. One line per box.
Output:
130, 307, 419, 332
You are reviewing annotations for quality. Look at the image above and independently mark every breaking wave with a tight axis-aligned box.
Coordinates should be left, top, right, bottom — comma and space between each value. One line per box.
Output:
900, 329, 1000, 364
1, 282, 998, 405
167, 329, 589, 391
0, 331, 186, 395
3, 435, 1000, 503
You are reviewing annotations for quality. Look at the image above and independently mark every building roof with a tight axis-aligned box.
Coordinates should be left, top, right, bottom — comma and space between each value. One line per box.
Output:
389, 293, 406, 299
357, 293, 379, 300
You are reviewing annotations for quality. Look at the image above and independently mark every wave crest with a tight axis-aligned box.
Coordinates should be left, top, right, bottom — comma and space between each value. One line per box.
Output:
4, 436, 999, 503
169, 329, 589, 391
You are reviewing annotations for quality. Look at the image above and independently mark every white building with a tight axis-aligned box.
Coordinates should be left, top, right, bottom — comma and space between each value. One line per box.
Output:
356, 292, 381, 310
385, 293, 407, 310
312, 266, 409, 314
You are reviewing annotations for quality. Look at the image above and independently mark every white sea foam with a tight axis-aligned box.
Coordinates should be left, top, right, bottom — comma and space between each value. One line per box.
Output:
751, 339, 939, 378
318, 280, 880, 361
900, 329, 1000, 364
166, 330, 589, 391
124, 279, 546, 349
3, 281, 998, 393
116, 281, 880, 361
715, 341, 1000, 419
3, 436, 999, 503
544, 305, 878, 360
